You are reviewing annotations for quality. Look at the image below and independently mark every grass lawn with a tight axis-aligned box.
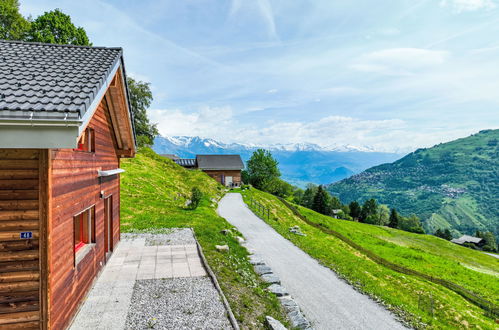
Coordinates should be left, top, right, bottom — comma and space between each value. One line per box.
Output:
120, 148, 288, 328
241, 188, 498, 329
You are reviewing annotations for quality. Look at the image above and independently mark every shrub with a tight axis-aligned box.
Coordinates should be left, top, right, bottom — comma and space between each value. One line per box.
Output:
189, 187, 202, 210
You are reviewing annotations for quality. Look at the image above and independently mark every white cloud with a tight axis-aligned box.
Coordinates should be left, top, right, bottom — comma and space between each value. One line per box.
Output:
229, 0, 278, 39
267, 89, 278, 94
352, 48, 450, 74
440, 0, 496, 12
149, 106, 235, 138
149, 107, 471, 152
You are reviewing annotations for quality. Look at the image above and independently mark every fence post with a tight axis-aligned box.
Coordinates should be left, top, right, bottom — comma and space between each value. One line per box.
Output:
430, 294, 434, 316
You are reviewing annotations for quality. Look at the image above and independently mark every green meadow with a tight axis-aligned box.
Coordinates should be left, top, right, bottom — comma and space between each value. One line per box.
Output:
241, 188, 498, 329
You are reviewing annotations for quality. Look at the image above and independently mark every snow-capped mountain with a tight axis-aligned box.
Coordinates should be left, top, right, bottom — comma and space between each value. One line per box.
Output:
153, 136, 404, 187
157, 136, 379, 153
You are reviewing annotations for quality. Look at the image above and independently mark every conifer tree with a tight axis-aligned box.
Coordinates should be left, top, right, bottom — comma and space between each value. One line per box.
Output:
388, 208, 399, 228
312, 185, 330, 215
349, 201, 362, 220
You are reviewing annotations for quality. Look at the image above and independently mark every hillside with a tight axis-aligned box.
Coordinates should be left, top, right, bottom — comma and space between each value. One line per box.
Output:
119, 148, 288, 328
327, 129, 499, 238
153, 135, 402, 186
241, 188, 498, 329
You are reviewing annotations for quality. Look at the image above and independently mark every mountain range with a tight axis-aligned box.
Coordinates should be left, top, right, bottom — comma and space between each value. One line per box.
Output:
328, 129, 499, 238
153, 136, 403, 187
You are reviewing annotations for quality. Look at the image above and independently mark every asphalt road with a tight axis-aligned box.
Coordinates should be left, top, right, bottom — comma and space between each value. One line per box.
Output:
218, 193, 406, 330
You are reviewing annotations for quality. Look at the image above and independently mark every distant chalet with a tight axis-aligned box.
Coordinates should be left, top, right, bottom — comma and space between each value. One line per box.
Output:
451, 235, 485, 248
0, 40, 135, 329
169, 154, 244, 187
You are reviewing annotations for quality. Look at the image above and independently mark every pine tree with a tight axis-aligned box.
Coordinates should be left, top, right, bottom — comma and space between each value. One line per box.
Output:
388, 208, 399, 228
312, 185, 330, 215
443, 229, 453, 241
349, 201, 361, 220
360, 199, 377, 222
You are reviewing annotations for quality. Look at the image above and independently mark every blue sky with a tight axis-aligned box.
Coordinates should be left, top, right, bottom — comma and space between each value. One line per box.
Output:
22, 0, 499, 152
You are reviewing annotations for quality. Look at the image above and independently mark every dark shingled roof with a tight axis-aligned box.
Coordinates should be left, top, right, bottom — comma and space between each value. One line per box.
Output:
196, 155, 244, 170
0, 40, 122, 121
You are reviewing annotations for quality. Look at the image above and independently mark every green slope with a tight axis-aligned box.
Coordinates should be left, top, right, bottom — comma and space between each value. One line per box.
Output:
327, 129, 499, 238
241, 188, 499, 329
120, 148, 288, 328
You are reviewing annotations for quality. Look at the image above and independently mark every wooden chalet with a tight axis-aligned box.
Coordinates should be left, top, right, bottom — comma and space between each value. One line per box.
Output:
451, 235, 485, 248
0, 40, 135, 329
174, 155, 244, 187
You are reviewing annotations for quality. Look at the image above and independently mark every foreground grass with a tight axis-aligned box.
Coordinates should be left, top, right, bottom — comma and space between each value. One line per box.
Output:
241, 188, 498, 329
296, 205, 498, 305
120, 148, 288, 328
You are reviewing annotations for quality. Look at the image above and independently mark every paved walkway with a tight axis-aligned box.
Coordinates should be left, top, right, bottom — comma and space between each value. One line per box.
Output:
70, 232, 218, 330
483, 252, 499, 259
218, 193, 406, 330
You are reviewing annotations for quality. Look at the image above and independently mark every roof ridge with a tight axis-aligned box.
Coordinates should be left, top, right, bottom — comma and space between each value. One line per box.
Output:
0, 39, 122, 51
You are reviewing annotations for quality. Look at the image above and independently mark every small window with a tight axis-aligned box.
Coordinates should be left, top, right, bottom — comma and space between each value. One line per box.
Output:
75, 128, 95, 152
74, 206, 95, 254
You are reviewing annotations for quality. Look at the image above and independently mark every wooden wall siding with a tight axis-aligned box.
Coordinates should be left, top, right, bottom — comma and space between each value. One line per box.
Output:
49, 99, 121, 330
203, 170, 242, 185
0, 149, 41, 330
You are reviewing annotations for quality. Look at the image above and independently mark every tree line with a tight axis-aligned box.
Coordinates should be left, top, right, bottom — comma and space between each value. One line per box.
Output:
243, 149, 425, 234
1, 0, 159, 147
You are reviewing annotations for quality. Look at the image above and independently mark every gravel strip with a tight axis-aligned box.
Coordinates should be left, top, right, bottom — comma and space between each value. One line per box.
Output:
121, 228, 197, 246
125, 277, 232, 330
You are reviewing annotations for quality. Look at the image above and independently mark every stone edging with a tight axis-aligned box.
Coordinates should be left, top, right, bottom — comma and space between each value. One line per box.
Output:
249, 254, 314, 329
191, 228, 240, 330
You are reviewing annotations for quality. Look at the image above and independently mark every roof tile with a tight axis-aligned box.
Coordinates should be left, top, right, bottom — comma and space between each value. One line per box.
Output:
0, 40, 122, 120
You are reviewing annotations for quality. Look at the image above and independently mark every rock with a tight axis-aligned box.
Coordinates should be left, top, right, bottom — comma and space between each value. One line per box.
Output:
215, 245, 229, 252
288, 310, 311, 329
236, 236, 245, 244
289, 225, 306, 236
254, 265, 272, 275
267, 284, 288, 297
248, 255, 264, 265
184, 199, 192, 207
278, 296, 300, 314
220, 229, 231, 235
265, 316, 287, 330
261, 273, 281, 285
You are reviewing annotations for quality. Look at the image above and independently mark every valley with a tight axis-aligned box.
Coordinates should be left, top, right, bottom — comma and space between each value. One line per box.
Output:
153, 135, 402, 187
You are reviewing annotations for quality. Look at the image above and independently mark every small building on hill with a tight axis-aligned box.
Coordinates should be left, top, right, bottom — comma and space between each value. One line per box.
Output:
0, 40, 135, 329
451, 235, 485, 248
174, 154, 244, 187
197, 155, 244, 187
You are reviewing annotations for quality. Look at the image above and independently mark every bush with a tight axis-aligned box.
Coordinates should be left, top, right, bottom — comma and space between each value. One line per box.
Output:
189, 187, 202, 210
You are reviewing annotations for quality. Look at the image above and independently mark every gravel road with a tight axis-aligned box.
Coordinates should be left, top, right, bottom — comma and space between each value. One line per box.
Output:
218, 193, 406, 330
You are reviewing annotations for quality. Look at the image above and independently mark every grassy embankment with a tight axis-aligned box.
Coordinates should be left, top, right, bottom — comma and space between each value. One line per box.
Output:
241, 188, 498, 329
120, 148, 288, 328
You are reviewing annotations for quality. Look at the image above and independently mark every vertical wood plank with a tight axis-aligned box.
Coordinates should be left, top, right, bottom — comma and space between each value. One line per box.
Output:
38, 150, 49, 330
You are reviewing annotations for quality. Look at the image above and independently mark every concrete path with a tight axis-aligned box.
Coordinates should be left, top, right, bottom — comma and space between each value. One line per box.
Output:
218, 193, 405, 330
69, 231, 220, 330
483, 252, 499, 259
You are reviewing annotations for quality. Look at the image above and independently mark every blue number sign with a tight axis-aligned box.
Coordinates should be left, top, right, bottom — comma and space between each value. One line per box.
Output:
20, 231, 33, 239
